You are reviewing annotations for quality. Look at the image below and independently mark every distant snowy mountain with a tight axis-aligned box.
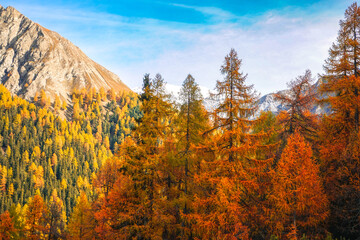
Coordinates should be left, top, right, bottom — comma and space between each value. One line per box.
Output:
256, 80, 330, 117
257, 89, 289, 114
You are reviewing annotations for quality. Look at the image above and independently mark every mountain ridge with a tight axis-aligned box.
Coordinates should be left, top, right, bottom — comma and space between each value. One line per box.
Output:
0, 4, 130, 102
256, 79, 330, 116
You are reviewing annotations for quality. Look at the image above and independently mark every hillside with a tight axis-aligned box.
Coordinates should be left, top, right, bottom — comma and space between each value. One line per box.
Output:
0, 83, 140, 217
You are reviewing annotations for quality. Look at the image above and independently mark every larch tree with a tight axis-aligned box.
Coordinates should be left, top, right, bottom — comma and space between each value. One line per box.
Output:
271, 131, 328, 239
94, 172, 145, 239
275, 70, 318, 143
174, 74, 209, 237
211, 48, 258, 162
191, 49, 276, 239
68, 191, 95, 240
134, 73, 176, 238
321, 2, 360, 129
93, 157, 122, 198
319, 2, 360, 238
136, 73, 173, 151
95, 73, 175, 239
9, 203, 27, 239
0, 211, 15, 240
25, 195, 48, 240
177, 74, 209, 193
47, 190, 66, 240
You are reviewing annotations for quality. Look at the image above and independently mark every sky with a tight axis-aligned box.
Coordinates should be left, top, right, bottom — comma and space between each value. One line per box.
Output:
1, 0, 356, 95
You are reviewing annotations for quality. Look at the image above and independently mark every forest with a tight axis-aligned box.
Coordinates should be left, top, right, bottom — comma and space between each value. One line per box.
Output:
0, 2, 360, 240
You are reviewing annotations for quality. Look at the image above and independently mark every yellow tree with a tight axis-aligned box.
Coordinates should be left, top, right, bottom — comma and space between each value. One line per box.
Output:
94, 74, 175, 238
53, 95, 61, 112
9, 203, 27, 239
132, 73, 176, 238
68, 192, 95, 239
47, 190, 66, 240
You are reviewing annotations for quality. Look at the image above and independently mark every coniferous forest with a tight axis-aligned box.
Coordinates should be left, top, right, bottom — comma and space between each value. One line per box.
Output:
1, 2, 360, 240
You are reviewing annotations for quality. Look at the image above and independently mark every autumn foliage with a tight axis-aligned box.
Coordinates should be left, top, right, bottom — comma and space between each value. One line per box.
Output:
271, 131, 328, 238
2, 3, 360, 239
319, 2, 360, 238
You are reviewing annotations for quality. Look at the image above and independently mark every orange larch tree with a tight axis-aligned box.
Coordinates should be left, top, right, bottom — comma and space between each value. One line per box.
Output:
191, 49, 277, 239
319, 2, 360, 238
0, 211, 15, 240
177, 74, 208, 195
94, 172, 145, 239
271, 131, 328, 239
94, 74, 176, 239
25, 195, 48, 240
47, 190, 66, 240
275, 70, 318, 143
175, 74, 210, 238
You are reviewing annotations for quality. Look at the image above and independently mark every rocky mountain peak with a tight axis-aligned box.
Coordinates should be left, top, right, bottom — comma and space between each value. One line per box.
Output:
0, 5, 130, 102
256, 80, 330, 117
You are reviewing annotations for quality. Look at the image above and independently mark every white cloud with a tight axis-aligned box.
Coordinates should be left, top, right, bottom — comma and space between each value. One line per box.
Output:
2, 1, 346, 95
114, 11, 340, 95
170, 3, 238, 23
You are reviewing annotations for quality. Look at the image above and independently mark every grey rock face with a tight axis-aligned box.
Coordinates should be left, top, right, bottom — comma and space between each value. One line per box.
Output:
0, 5, 129, 102
257, 80, 331, 117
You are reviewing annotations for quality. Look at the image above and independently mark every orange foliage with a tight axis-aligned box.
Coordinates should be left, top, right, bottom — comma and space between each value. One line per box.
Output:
189, 49, 277, 239
0, 211, 15, 240
272, 131, 328, 238
319, 2, 360, 237
275, 70, 318, 142
25, 195, 48, 240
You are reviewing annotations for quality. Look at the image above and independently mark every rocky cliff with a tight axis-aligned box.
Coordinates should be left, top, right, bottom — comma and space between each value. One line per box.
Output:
0, 5, 129, 102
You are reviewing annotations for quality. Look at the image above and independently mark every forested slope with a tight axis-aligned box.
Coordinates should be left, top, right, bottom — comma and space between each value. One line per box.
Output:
0, 85, 140, 217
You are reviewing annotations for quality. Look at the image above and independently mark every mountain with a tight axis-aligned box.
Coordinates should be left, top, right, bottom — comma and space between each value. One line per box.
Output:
197, 80, 330, 117
0, 5, 129, 102
257, 80, 330, 117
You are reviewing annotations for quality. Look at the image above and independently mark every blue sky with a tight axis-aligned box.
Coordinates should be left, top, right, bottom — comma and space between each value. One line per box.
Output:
1, 0, 356, 94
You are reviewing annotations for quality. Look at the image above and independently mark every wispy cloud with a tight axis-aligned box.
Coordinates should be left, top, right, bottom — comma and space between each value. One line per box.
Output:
112, 8, 341, 94
170, 3, 238, 23
2, 1, 352, 94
